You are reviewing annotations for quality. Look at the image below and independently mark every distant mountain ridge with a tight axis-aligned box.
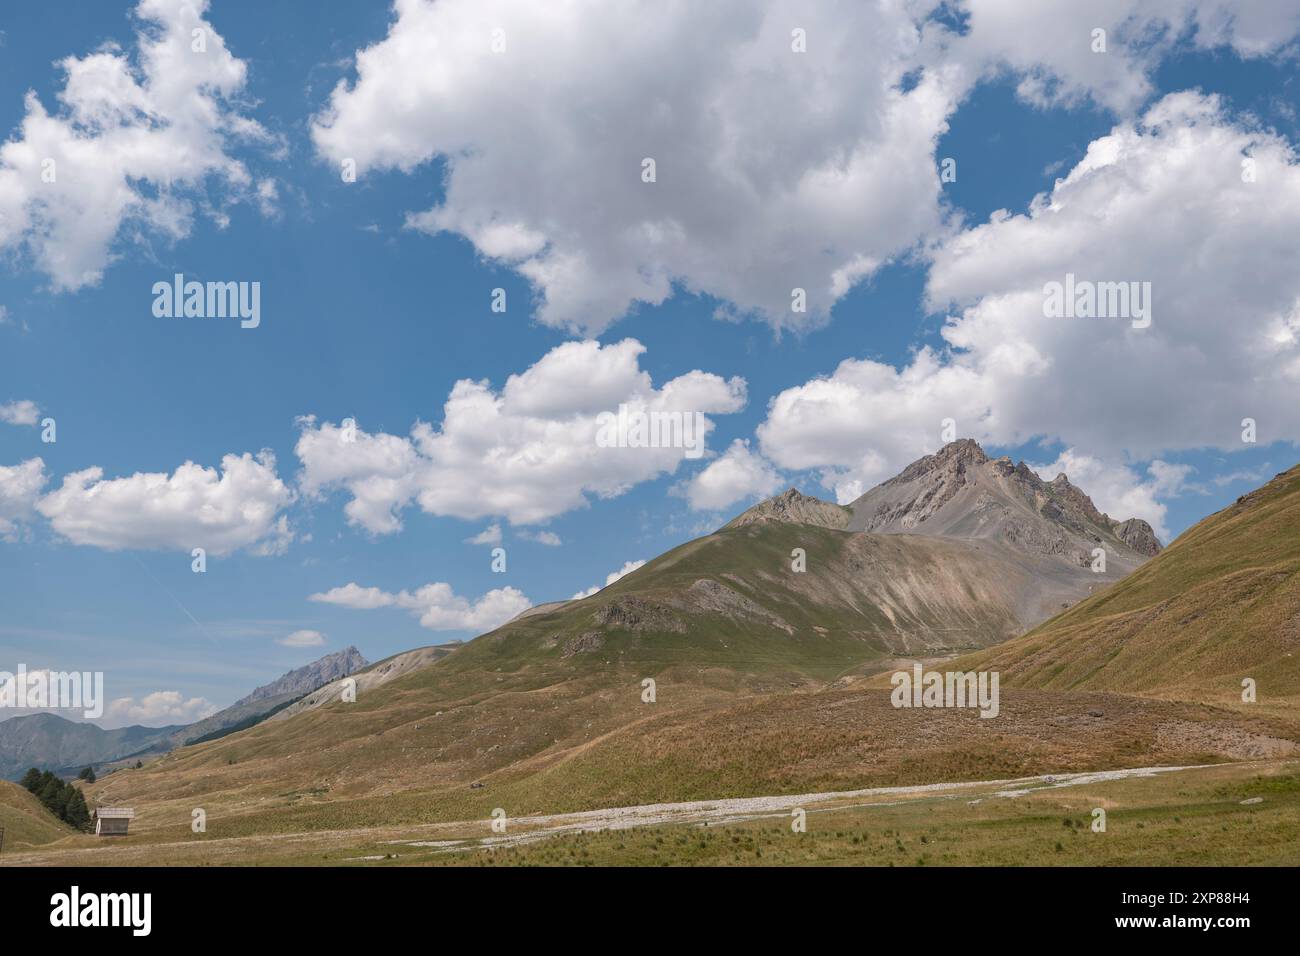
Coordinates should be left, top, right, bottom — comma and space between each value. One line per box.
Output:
168, 645, 368, 747
0, 714, 182, 781
232, 646, 368, 709
266, 644, 453, 724
0, 647, 368, 779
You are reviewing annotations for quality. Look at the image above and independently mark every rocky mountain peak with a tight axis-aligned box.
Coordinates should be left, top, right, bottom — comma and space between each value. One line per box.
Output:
847, 439, 1162, 563
232, 646, 369, 709
941, 437, 990, 463
890, 439, 989, 485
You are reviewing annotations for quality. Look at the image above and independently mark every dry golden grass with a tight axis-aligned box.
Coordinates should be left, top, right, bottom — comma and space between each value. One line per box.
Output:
0, 779, 73, 850
70, 684, 1297, 842
7, 759, 1297, 868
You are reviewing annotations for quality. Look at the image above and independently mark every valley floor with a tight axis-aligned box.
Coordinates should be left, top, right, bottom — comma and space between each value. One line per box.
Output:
5, 758, 1296, 867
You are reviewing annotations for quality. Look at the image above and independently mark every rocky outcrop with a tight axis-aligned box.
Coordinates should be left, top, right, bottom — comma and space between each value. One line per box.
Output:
561, 632, 606, 657
1044, 473, 1111, 534
890, 437, 989, 483
1115, 517, 1162, 556
592, 597, 686, 633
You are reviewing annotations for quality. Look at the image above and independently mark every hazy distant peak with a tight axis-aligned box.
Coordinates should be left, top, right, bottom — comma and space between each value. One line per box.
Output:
231, 646, 369, 710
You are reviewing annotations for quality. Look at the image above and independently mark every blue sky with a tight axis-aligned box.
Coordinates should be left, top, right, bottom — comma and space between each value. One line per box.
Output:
1, 0, 1298, 725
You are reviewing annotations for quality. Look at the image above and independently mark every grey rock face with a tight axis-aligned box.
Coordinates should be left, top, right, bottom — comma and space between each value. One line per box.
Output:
1115, 517, 1162, 556
230, 646, 369, 709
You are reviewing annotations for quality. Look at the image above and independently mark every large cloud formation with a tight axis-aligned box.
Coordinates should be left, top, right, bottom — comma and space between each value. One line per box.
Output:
7, 0, 1300, 554
312, 0, 960, 333
0, 0, 272, 290
37, 451, 293, 555
310, 0, 1300, 335
759, 93, 1300, 510
296, 338, 746, 531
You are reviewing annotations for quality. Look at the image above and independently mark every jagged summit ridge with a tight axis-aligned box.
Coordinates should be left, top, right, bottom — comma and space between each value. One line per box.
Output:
846, 439, 1162, 564
887, 437, 989, 484
724, 440, 1161, 563
230, 646, 369, 709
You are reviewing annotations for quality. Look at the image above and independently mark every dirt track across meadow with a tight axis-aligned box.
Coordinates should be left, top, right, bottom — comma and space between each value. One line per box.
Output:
1, 760, 1256, 866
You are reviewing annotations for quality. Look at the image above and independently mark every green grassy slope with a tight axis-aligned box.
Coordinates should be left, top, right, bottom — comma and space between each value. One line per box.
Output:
441, 520, 1029, 679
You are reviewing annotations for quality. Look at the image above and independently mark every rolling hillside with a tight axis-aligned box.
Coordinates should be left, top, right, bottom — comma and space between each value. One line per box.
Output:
86, 518, 1037, 833
82, 441, 1172, 833
0, 779, 73, 849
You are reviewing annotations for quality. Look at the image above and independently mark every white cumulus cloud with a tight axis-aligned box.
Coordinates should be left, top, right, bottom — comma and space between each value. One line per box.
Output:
311, 0, 961, 334
464, 523, 502, 546
0, 458, 47, 541
37, 451, 293, 555
760, 93, 1300, 507
277, 629, 327, 648
310, 581, 531, 633
0, 0, 273, 290
305, 0, 1300, 335
958, 0, 1300, 114
681, 439, 783, 512
0, 400, 39, 426
106, 690, 217, 728
296, 338, 745, 531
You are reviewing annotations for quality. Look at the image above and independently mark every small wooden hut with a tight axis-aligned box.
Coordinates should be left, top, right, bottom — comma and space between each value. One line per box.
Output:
93, 807, 135, 836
